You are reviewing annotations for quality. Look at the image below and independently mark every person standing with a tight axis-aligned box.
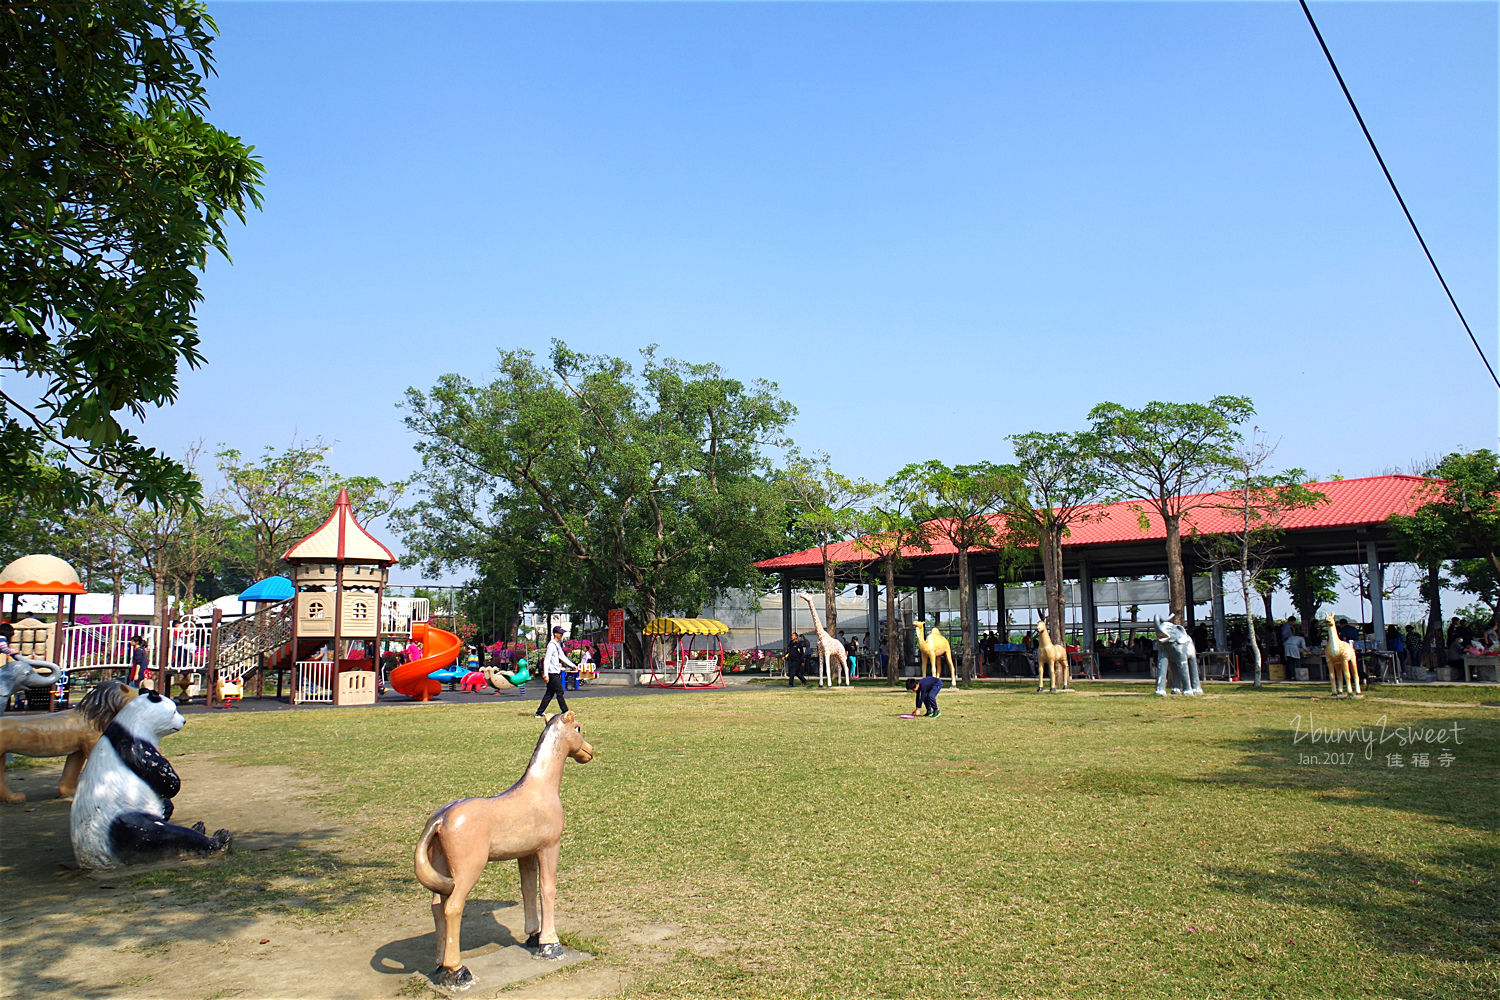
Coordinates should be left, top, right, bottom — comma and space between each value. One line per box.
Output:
536, 624, 570, 719
786, 632, 808, 686
127, 634, 152, 689
1283, 629, 1307, 681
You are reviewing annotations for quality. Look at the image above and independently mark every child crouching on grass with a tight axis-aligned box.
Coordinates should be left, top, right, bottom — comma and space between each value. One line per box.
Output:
906, 675, 941, 717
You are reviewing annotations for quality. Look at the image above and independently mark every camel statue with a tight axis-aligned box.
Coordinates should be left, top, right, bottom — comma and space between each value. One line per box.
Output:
414, 710, 594, 990
1153, 615, 1203, 696
798, 594, 849, 687
914, 621, 957, 687
1324, 614, 1362, 698
1034, 618, 1070, 692
1, 680, 137, 803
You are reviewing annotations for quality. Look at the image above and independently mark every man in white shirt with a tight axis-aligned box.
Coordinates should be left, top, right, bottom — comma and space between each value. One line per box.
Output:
536, 624, 570, 719
1283, 631, 1307, 680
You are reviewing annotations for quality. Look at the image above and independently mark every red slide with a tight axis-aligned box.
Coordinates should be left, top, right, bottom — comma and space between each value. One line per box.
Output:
390, 622, 461, 701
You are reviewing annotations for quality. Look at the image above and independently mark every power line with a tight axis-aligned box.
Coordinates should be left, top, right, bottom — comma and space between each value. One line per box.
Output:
1298, 0, 1499, 390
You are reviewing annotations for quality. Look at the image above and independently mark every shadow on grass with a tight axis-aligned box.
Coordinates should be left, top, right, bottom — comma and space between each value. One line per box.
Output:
1194, 714, 1499, 833
1207, 842, 1499, 967
370, 897, 522, 977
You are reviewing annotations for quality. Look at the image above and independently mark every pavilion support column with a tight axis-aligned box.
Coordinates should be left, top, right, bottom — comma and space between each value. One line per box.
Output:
866, 580, 879, 674
1079, 557, 1097, 679
781, 574, 792, 652
915, 579, 926, 626
994, 568, 1008, 639
1366, 543, 1386, 650
1211, 567, 1228, 653
1183, 555, 1196, 626
967, 578, 981, 667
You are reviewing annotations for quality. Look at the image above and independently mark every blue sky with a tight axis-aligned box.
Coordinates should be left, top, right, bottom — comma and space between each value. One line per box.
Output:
158, 1, 1496, 598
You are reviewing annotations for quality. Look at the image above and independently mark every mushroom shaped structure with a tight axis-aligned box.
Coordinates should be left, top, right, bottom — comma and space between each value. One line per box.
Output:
0, 555, 86, 596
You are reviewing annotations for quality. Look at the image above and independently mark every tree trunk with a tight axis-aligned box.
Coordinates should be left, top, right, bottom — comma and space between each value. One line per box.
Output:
153, 550, 170, 676
1260, 587, 1274, 627
957, 546, 974, 684
885, 558, 899, 684
1042, 532, 1066, 645
1241, 571, 1263, 687
1425, 561, 1443, 667
1291, 569, 1316, 640
823, 557, 838, 636
1164, 512, 1185, 622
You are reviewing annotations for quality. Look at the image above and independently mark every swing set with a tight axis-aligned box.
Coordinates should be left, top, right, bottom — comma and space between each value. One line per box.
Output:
643, 617, 728, 688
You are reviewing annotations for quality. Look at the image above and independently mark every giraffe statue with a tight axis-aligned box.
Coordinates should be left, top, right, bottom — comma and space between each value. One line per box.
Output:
1324, 614, 1362, 698
914, 620, 957, 687
1035, 617, 1070, 692
798, 594, 849, 687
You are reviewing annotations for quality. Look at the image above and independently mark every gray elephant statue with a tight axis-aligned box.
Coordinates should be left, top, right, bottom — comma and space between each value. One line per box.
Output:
1153, 616, 1202, 696
0, 655, 63, 714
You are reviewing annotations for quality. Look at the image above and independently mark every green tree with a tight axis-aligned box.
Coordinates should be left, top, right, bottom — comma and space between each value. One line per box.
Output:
1202, 435, 1327, 686
216, 440, 405, 580
396, 342, 795, 669
1001, 431, 1116, 650
852, 476, 932, 683
1088, 396, 1254, 621
1, 0, 264, 508
1389, 450, 1500, 651
898, 460, 1017, 683
780, 452, 876, 636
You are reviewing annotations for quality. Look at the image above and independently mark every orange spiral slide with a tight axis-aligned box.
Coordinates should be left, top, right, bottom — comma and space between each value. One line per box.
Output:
390, 622, 461, 701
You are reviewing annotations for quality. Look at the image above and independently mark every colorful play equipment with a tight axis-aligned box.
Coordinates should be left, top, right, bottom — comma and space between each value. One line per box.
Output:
643, 618, 728, 688
414, 711, 594, 988
390, 621, 461, 701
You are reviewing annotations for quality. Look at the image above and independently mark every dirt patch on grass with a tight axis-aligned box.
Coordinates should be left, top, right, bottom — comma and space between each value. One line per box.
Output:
0, 756, 671, 1000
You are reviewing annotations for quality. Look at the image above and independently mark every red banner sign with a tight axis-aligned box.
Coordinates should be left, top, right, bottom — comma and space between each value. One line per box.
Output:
608, 608, 625, 644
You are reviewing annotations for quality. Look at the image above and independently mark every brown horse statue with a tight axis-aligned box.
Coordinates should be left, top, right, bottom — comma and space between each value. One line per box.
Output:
0, 680, 137, 803
414, 710, 594, 990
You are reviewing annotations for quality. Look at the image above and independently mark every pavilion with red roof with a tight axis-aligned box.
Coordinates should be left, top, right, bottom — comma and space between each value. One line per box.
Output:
754, 475, 1448, 663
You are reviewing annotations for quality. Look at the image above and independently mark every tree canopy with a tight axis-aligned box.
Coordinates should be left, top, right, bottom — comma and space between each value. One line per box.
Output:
1, 0, 263, 509
1089, 396, 1254, 620
396, 342, 795, 666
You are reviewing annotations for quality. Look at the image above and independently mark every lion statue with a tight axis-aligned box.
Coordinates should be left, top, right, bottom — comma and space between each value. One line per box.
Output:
0, 680, 138, 803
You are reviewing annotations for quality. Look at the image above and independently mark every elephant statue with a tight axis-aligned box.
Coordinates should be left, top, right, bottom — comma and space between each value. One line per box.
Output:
1153, 616, 1202, 696
0, 656, 62, 715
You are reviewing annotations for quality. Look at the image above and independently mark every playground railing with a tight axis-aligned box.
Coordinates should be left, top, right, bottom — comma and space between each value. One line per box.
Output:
214, 598, 295, 681
294, 660, 336, 704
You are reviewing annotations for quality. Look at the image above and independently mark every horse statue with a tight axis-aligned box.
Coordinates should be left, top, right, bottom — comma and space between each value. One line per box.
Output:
414, 710, 594, 990
1, 680, 137, 803
1154, 616, 1203, 696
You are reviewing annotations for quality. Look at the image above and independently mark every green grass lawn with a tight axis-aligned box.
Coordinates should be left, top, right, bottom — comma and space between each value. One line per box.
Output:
156, 683, 1498, 999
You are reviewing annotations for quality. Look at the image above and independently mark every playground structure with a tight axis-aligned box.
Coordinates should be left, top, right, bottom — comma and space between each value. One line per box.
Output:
643, 618, 728, 688
1, 493, 462, 709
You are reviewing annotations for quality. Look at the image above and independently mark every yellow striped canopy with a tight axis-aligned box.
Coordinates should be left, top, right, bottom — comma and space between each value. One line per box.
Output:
642, 617, 729, 636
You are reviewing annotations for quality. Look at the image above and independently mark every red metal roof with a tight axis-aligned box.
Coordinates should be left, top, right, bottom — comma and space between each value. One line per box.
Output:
753, 474, 1438, 571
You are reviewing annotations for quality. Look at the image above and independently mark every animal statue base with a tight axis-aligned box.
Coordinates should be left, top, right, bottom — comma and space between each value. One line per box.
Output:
415, 710, 593, 989
1153, 615, 1203, 697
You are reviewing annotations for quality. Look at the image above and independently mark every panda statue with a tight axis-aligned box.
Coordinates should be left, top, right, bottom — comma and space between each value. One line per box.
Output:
70, 689, 231, 869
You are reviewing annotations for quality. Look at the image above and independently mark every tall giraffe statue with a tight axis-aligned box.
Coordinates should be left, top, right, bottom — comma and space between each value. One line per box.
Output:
1035, 617, 1070, 692
798, 594, 849, 687
1324, 614, 1362, 698
914, 621, 957, 687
